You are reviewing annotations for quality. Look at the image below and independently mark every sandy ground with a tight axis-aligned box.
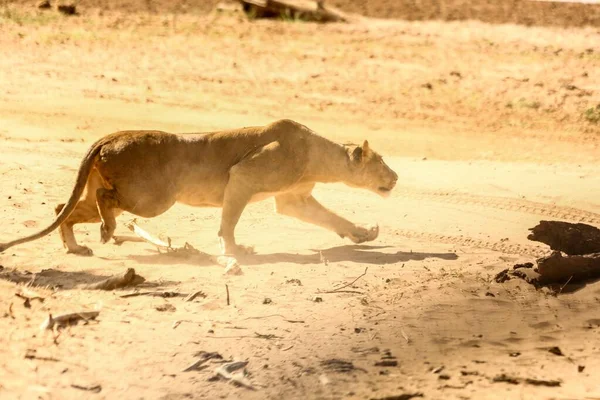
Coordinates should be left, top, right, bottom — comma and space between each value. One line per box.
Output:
1, 5, 600, 400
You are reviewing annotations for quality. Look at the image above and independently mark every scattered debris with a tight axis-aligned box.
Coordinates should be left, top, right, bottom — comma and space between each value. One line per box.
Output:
185, 290, 207, 302
183, 351, 223, 372
400, 329, 410, 343
82, 268, 145, 290
57, 2, 77, 15
375, 360, 398, 367
321, 359, 366, 373
237, 0, 349, 23
320, 267, 368, 294
494, 269, 511, 283
370, 393, 423, 400
121, 291, 186, 299
524, 378, 561, 387
432, 366, 445, 374
492, 373, 561, 387
24, 349, 59, 362
70, 384, 101, 393
155, 304, 176, 312
213, 360, 255, 390
15, 287, 44, 308
254, 332, 282, 340
40, 311, 100, 331
244, 314, 305, 324
492, 374, 520, 385
37, 0, 51, 9
513, 262, 534, 270
319, 251, 329, 265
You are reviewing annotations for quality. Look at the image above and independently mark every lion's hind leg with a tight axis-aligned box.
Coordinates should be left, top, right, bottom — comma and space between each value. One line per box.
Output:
95, 188, 123, 244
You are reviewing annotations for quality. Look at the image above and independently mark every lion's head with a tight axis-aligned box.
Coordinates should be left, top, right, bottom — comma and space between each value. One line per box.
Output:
345, 140, 398, 197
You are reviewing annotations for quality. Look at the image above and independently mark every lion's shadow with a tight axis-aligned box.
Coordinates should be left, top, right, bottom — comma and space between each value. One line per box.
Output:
128, 244, 458, 266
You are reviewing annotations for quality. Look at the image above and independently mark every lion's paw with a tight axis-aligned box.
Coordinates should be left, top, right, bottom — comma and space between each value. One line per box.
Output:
67, 245, 94, 256
347, 224, 379, 244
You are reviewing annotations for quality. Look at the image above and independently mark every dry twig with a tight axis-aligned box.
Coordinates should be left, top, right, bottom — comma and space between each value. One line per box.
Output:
82, 268, 145, 290
320, 267, 368, 294
40, 311, 100, 331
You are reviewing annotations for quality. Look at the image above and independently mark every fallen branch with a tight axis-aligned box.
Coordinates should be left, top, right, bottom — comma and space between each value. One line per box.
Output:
81, 268, 145, 290
226, 284, 230, 306
40, 311, 100, 331
536, 251, 600, 284
528, 220, 600, 255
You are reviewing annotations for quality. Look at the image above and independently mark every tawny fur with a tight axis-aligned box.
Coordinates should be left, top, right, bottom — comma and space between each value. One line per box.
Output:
0, 119, 398, 256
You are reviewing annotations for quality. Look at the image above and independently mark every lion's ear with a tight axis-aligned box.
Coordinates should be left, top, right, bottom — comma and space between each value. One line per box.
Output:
351, 146, 363, 162
362, 140, 371, 156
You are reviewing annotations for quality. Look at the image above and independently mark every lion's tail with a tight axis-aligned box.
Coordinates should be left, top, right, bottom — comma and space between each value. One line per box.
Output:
0, 141, 104, 253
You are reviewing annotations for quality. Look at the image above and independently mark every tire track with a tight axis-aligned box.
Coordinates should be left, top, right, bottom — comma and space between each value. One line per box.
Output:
392, 229, 548, 257
394, 187, 600, 225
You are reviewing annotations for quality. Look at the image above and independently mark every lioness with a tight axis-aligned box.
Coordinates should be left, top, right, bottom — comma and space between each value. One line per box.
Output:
0, 119, 397, 256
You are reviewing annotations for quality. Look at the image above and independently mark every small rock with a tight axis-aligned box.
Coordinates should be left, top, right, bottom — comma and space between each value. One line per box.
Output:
262, 298, 272, 304
485, 292, 495, 297
313, 296, 323, 303
57, 2, 77, 15
286, 279, 302, 286
548, 346, 564, 356
578, 365, 585, 373
37, 0, 51, 9
421, 83, 433, 90
438, 374, 451, 380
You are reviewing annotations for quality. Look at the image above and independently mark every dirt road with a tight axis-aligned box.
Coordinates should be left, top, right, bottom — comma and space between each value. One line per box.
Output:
0, 6, 599, 400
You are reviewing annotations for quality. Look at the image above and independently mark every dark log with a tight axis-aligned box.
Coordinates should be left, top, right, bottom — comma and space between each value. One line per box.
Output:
528, 220, 600, 255
536, 251, 600, 284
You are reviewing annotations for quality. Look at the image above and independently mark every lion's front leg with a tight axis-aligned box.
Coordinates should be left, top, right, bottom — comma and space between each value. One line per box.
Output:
275, 194, 379, 244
